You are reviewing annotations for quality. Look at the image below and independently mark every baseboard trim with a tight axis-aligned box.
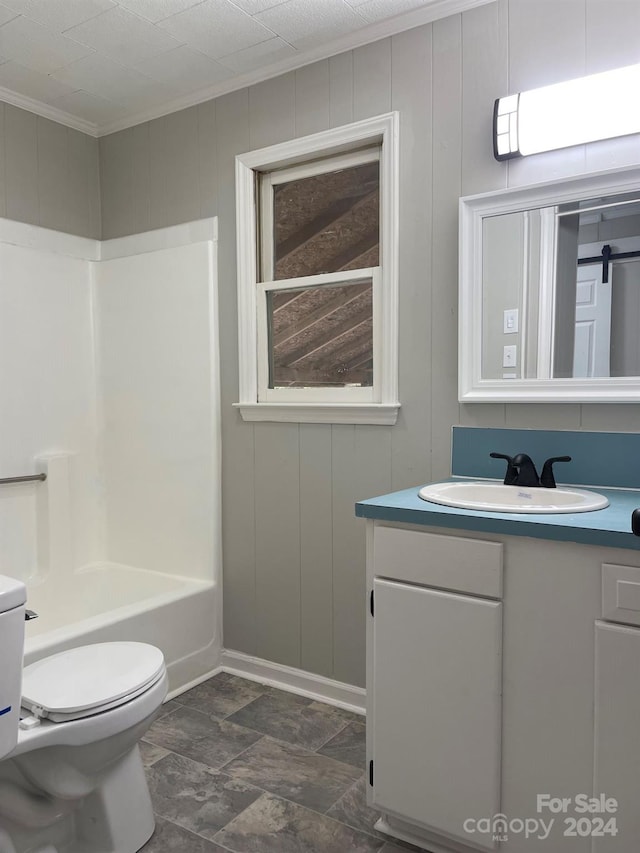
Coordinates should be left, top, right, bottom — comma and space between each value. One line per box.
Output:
376, 816, 485, 853
220, 649, 366, 716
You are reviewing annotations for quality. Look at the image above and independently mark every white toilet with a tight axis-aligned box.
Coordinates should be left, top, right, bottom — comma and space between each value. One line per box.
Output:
0, 574, 168, 853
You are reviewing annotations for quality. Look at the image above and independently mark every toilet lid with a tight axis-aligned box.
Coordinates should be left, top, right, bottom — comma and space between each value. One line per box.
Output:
21, 642, 165, 721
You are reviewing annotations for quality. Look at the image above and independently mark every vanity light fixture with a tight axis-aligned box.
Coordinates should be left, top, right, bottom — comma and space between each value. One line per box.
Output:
493, 63, 640, 160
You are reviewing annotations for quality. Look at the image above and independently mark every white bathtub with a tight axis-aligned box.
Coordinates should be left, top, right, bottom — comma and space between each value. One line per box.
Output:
23, 563, 220, 695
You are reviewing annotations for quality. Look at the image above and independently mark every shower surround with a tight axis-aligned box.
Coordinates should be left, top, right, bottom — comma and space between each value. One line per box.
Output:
0, 218, 221, 693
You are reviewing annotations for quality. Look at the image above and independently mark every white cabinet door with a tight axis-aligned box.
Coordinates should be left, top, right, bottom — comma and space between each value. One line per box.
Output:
371, 578, 502, 850
594, 621, 640, 852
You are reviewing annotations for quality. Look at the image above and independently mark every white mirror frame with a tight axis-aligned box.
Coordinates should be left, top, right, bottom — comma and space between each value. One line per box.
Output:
459, 164, 640, 402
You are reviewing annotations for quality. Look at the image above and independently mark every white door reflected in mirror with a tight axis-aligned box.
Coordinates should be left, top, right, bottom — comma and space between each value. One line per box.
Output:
573, 263, 612, 379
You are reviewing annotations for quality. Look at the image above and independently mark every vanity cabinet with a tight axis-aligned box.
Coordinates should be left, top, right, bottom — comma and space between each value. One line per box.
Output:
366, 521, 640, 853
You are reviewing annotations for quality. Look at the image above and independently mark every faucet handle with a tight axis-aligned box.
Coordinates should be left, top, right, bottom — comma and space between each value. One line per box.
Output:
540, 455, 571, 489
490, 452, 518, 485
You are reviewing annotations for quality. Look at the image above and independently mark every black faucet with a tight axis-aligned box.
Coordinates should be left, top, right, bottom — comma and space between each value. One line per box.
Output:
491, 452, 539, 486
512, 453, 540, 487
491, 452, 572, 488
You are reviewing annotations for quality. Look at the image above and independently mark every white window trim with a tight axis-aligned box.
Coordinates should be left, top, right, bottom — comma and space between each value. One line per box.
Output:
234, 111, 400, 425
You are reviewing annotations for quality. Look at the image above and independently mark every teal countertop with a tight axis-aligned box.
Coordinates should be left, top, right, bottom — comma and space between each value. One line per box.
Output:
356, 479, 640, 551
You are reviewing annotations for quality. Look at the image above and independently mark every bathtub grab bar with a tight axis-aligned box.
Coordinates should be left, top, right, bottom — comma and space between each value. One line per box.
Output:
0, 473, 46, 485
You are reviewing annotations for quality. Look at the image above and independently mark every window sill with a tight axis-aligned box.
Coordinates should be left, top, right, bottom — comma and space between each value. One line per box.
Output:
234, 402, 400, 425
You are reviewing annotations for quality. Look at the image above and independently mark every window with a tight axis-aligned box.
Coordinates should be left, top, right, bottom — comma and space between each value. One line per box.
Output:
235, 112, 399, 424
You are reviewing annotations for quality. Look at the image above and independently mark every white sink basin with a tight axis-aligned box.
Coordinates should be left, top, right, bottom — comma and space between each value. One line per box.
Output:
418, 481, 609, 514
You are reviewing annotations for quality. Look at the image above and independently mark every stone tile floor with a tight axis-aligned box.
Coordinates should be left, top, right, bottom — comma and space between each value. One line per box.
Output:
140, 672, 427, 853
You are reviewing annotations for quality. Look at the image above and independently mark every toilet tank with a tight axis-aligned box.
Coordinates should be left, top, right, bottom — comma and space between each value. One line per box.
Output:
0, 575, 26, 760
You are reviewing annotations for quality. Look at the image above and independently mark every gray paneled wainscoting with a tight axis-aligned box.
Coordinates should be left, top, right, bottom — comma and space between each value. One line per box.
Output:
0, 103, 100, 238
98, 0, 640, 688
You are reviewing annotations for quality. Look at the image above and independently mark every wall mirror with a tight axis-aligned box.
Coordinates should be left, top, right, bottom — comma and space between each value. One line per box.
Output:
459, 165, 640, 402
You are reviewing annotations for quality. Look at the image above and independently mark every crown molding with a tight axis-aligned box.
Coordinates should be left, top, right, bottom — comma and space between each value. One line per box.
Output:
0, 84, 99, 136
98, 0, 493, 136
0, 0, 494, 139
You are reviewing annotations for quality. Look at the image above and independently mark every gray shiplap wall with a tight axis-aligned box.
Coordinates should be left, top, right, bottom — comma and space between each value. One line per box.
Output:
98, 0, 640, 688
0, 104, 100, 238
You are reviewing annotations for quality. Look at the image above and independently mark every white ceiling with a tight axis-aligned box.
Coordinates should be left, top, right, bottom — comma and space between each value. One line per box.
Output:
0, 0, 493, 136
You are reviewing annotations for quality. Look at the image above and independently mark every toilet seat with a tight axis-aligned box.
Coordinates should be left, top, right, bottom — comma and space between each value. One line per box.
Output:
21, 642, 166, 723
